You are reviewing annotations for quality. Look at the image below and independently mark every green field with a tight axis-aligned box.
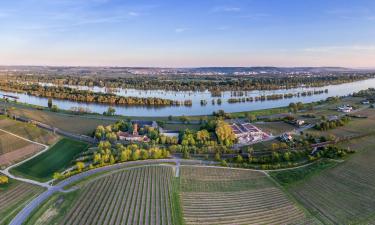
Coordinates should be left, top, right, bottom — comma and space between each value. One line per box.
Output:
255, 121, 296, 136
10, 138, 90, 182
0, 175, 45, 225
307, 108, 375, 139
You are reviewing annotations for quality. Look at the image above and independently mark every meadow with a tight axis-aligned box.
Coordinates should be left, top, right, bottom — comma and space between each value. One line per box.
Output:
10, 138, 89, 182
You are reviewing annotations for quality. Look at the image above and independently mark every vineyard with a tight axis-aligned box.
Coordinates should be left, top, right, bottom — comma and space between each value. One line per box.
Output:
0, 116, 58, 145
288, 135, 375, 224
0, 130, 43, 167
59, 165, 176, 225
180, 166, 315, 225
0, 176, 44, 225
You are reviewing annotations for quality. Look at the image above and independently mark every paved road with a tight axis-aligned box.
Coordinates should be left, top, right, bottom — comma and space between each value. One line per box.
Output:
9, 158, 209, 225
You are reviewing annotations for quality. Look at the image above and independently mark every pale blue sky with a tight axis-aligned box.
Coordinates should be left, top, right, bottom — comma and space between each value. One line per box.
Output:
0, 0, 375, 67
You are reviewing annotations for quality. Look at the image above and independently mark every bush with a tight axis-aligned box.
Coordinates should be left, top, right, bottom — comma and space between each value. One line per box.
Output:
0, 175, 9, 184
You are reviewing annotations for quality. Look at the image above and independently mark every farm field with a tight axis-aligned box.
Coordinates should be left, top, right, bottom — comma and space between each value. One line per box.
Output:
163, 123, 201, 131
10, 138, 90, 182
307, 108, 375, 139
0, 116, 59, 145
179, 166, 316, 225
0, 130, 43, 167
255, 121, 296, 136
0, 174, 45, 225
6, 107, 113, 135
28, 165, 177, 225
278, 135, 375, 224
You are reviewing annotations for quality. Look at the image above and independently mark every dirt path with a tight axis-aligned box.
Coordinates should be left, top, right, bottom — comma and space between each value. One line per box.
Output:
0, 128, 51, 188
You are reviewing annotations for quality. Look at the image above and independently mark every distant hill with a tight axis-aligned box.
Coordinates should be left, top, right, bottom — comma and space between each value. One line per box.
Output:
0, 65, 373, 77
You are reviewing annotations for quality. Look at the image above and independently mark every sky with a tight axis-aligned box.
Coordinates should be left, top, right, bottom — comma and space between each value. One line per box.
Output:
0, 0, 375, 67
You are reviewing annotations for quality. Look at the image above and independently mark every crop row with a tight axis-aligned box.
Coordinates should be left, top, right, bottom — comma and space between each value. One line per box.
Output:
61, 165, 174, 225
291, 156, 375, 224
180, 166, 264, 181
180, 166, 309, 225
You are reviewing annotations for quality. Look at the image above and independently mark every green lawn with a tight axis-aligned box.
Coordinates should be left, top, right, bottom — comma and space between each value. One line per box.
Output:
269, 160, 338, 188
10, 138, 90, 182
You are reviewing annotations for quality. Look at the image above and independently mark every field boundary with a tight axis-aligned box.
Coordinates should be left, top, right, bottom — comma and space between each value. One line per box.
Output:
0, 128, 51, 188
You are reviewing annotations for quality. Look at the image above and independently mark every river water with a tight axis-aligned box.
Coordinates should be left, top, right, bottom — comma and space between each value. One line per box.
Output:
1, 78, 374, 117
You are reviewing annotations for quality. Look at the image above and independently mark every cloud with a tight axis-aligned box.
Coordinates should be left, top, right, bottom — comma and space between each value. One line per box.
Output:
211, 6, 241, 13
303, 45, 375, 52
239, 13, 270, 19
128, 11, 140, 17
175, 27, 189, 33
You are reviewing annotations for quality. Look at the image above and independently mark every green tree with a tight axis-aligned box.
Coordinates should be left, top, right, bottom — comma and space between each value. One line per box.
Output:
76, 162, 85, 172
48, 98, 53, 109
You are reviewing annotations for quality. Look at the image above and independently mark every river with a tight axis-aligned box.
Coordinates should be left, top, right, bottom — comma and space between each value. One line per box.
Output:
1, 78, 374, 117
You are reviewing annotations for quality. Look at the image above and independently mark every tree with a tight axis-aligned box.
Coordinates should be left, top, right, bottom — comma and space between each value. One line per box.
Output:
215, 121, 236, 146
0, 175, 9, 184
235, 154, 243, 163
76, 162, 85, 172
214, 152, 221, 161
180, 115, 189, 124
48, 98, 53, 109
271, 143, 280, 151
196, 129, 210, 144
95, 125, 106, 140
247, 114, 257, 122
52, 172, 62, 180
51, 105, 58, 112
220, 160, 228, 167
105, 106, 116, 116
120, 149, 132, 162
140, 150, 149, 160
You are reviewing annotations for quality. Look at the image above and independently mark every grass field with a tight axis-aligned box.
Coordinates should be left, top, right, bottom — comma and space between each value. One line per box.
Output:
10, 138, 90, 182
255, 121, 296, 136
275, 135, 375, 224
0, 116, 58, 145
307, 108, 375, 139
180, 166, 316, 225
0, 175, 45, 225
7, 107, 113, 135
163, 123, 201, 131
26, 165, 179, 225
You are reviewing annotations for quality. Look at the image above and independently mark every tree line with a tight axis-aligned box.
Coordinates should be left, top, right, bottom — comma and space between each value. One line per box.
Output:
0, 82, 189, 106
2, 72, 374, 93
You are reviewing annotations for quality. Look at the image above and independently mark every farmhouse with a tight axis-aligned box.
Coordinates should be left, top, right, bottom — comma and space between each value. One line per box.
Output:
117, 123, 150, 142
280, 133, 293, 142
230, 123, 269, 144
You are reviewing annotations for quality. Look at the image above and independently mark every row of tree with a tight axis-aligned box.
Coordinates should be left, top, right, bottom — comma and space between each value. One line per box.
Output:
0, 82, 187, 106
6, 72, 374, 92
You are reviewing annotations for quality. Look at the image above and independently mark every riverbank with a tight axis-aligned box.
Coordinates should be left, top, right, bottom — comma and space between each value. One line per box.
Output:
1, 77, 375, 116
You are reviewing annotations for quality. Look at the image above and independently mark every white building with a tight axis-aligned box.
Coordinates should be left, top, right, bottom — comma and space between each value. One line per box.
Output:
337, 105, 353, 113
230, 123, 269, 144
